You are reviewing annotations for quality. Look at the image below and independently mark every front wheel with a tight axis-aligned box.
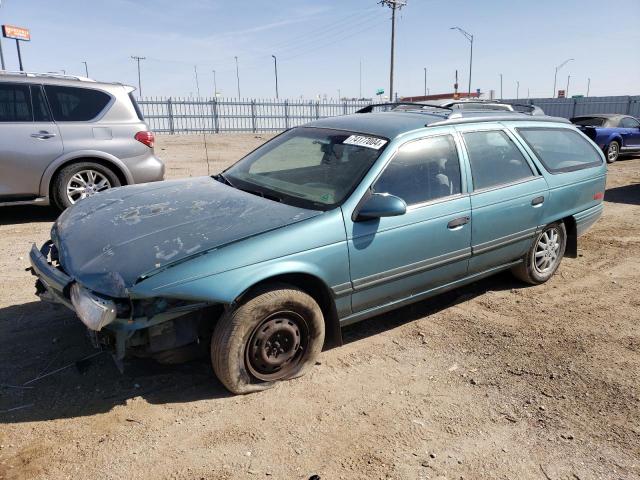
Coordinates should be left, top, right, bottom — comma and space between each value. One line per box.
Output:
512, 222, 567, 285
606, 141, 620, 163
211, 284, 325, 394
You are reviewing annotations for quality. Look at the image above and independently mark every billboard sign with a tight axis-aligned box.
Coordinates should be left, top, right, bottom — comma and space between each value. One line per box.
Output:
2, 25, 31, 41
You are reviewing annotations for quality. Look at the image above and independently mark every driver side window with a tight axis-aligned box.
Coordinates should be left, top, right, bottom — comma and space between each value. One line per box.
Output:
373, 135, 462, 206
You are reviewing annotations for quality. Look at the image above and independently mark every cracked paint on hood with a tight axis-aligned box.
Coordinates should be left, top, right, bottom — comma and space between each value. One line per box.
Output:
53, 177, 320, 297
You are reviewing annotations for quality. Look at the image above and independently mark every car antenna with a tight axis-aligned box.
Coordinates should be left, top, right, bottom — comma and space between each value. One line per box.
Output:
194, 66, 211, 175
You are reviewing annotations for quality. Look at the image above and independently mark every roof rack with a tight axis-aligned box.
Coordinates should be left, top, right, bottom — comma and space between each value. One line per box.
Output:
428, 113, 570, 127
0, 70, 96, 82
356, 102, 451, 114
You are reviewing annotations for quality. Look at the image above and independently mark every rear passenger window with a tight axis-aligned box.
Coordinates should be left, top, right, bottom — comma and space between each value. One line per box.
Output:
44, 85, 111, 121
374, 135, 461, 206
30, 86, 51, 122
463, 130, 534, 190
517, 128, 603, 173
0, 83, 32, 122
620, 117, 640, 129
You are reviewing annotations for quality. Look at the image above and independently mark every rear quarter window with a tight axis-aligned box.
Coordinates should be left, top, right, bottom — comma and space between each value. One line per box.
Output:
516, 128, 603, 173
44, 85, 111, 121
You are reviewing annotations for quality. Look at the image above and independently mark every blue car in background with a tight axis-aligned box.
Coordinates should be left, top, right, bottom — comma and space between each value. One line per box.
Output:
571, 114, 640, 163
30, 103, 607, 394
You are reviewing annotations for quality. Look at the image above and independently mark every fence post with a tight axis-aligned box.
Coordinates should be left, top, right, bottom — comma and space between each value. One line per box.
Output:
627, 96, 632, 115
315, 100, 320, 119
571, 98, 577, 118
343, 101, 347, 115
251, 100, 257, 133
167, 97, 175, 135
211, 98, 220, 133
284, 100, 289, 129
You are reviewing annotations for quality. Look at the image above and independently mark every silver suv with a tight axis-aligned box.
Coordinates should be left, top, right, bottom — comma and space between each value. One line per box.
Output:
0, 72, 164, 209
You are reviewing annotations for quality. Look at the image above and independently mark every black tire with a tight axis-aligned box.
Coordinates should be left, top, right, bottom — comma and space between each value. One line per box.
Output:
52, 161, 121, 210
605, 141, 620, 164
211, 284, 325, 394
512, 221, 567, 285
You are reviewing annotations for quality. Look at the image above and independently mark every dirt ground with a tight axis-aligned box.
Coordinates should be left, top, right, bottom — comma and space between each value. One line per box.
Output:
1, 134, 639, 480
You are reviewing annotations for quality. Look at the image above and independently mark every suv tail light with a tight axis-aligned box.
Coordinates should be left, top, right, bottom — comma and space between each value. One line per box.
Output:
135, 131, 154, 148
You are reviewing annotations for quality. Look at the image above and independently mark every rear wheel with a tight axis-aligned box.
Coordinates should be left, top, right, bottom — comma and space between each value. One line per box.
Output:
512, 222, 567, 285
211, 284, 325, 394
606, 141, 620, 163
52, 162, 121, 210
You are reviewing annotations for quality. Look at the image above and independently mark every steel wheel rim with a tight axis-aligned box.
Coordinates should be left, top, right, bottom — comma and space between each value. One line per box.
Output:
534, 227, 561, 274
245, 311, 309, 382
66, 170, 111, 204
608, 143, 618, 161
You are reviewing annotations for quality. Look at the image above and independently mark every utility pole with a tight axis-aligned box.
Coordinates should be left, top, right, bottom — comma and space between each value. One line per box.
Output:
131, 56, 146, 99
566, 75, 571, 97
450, 26, 473, 95
516, 80, 520, 99
423, 67, 427, 96
0, 0, 5, 70
359, 59, 362, 99
553, 58, 574, 97
212, 69, 218, 97
271, 55, 279, 99
338, 88, 341, 100
194, 65, 201, 99
82, 61, 88, 77
380, 0, 406, 104
500, 73, 503, 100
586, 77, 591, 97
234, 56, 240, 98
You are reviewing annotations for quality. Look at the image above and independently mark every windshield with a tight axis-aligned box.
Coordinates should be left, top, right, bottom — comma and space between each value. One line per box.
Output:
223, 127, 388, 210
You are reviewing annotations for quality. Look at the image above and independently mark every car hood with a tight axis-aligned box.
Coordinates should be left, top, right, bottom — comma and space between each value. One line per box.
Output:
53, 177, 320, 297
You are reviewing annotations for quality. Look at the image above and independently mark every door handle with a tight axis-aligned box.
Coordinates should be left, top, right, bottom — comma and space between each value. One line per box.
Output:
531, 195, 544, 207
447, 216, 470, 230
31, 131, 57, 139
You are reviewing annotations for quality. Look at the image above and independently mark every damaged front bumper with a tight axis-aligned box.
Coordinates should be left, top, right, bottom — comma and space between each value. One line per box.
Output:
29, 241, 216, 364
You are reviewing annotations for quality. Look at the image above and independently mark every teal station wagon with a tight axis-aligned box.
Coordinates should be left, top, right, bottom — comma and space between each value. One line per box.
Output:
30, 103, 607, 394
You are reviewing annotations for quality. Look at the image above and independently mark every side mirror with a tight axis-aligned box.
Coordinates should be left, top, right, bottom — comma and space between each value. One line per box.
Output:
355, 193, 407, 221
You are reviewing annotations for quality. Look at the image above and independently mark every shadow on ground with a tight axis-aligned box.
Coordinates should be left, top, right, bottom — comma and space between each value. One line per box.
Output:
605, 183, 640, 206
0, 270, 522, 424
0, 205, 59, 226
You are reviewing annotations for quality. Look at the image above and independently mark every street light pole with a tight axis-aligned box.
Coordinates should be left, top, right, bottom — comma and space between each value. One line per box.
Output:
566, 75, 571, 97
586, 77, 591, 97
234, 56, 241, 98
516, 80, 520, 100
131, 56, 146, 99
212, 69, 217, 97
82, 61, 88, 77
271, 55, 279, 99
423, 67, 427, 96
500, 73, 503, 100
450, 26, 473, 95
553, 58, 574, 98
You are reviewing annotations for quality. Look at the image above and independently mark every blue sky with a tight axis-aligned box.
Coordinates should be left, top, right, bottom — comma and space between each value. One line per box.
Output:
1, 0, 638, 99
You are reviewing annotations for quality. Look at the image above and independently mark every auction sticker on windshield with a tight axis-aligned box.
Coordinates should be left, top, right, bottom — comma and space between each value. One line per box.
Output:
343, 135, 387, 150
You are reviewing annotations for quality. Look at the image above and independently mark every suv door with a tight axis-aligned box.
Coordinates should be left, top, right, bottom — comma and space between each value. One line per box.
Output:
458, 127, 549, 274
346, 133, 472, 313
0, 83, 62, 200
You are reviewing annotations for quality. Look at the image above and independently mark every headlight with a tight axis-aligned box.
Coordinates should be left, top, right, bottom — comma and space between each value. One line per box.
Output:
70, 283, 117, 331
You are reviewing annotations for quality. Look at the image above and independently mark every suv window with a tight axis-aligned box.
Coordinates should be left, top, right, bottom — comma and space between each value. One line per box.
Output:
0, 83, 32, 122
517, 128, 603, 173
374, 135, 461, 205
462, 130, 534, 190
30, 85, 51, 122
620, 117, 640, 129
44, 85, 111, 121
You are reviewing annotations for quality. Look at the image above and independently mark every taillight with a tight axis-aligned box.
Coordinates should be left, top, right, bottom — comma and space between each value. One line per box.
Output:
135, 131, 154, 148
593, 192, 604, 201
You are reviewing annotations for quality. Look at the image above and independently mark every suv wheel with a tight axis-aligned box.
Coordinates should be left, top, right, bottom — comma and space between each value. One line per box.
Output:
211, 284, 325, 394
52, 162, 121, 209
512, 222, 567, 285
606, 141, 620, 163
